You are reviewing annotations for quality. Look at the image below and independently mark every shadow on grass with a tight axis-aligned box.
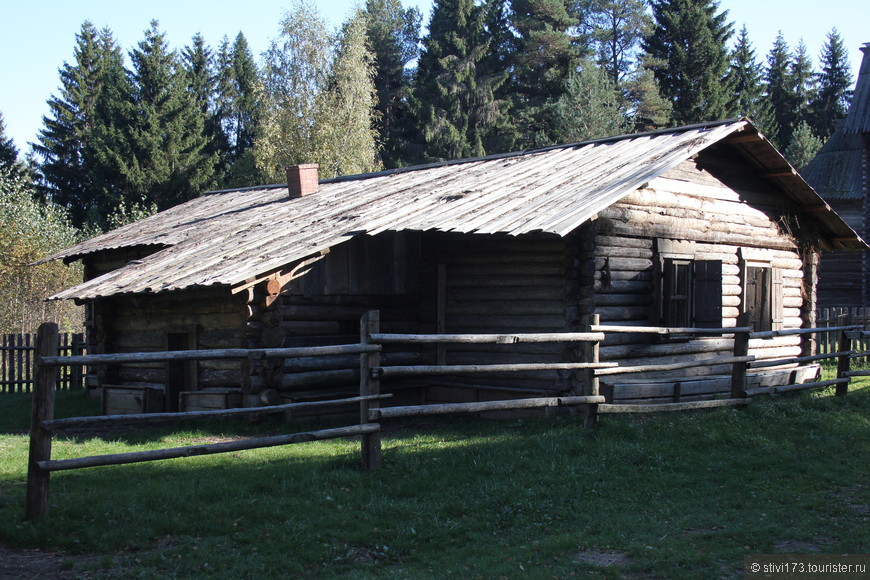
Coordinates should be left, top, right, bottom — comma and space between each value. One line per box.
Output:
1, 384, 868, 579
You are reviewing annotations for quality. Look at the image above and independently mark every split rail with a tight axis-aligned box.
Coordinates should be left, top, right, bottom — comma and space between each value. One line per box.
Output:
25, 311, 862, 520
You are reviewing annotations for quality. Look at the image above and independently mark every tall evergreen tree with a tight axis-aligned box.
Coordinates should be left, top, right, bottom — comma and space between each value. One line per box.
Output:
99, 20, 216, 214
412, 0, 507, 161
622, 62, 672, 130
182, 33, 225, 179
510, 0, 582, 146
215, 33, 262, 186
363, 0, 421, 168
810, 28, 852, 140
788, 40, 816, 134
727, 26, 776, 137
642, 0, 733, 126
33, 21, 126, 226
763, 32, 793, 147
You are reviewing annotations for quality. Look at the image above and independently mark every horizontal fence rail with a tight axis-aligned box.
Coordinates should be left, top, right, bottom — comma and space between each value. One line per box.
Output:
25, 308, 866, 521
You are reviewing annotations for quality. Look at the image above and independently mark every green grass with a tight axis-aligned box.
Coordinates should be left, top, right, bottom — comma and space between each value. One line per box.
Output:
1, 384, 868, 579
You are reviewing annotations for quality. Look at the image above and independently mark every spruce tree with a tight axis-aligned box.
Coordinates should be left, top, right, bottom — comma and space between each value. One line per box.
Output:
510, 0, 581, 146
727, 26, 777, 138
106, 20, 216, 212
215, 33, 262, 186
182, 33, 225, 180
764, 32, 793, 147
788, 40, 817, 133
363, 0, 421, 168
784, 120, 822, 169
34, 21, 126, 226
412, 0, 507, 161
623, 63, 672, 131
810, 28, 852, 140
642, 0, 733, 126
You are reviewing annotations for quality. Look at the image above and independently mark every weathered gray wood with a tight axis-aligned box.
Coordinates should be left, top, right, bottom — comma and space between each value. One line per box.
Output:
44, 394, 391, 432
39, 424, 381, 472
592, 325, 751, 335
595, 356, 753, 376
597, 399, 750, 413
41, 343, 380, 366
372, 332, 604, 344
359, 311, 382, 470
836, 329, 851, 396
377, 361, 617, 378
743, 378, 848, 396
370, 395, 607, 419
25, 323, 59, 521
730, 313, 752, 398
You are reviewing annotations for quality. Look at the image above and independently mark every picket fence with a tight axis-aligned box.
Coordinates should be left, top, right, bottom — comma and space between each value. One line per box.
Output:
0, 333, 86, 393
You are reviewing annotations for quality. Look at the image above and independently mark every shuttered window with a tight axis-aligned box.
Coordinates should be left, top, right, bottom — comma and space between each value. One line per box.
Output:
744, 265, 784, 331
660, 258, 722, 328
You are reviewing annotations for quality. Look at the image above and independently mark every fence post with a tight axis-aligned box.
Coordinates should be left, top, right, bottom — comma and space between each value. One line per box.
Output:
730, 312, 751, 399
580, 314, 600, 428
359, 311, 382, 470
835, 328, 852, 397
25, 323, 59, 521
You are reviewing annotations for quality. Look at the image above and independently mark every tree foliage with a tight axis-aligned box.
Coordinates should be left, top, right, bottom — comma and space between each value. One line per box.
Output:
256, 1, 380, 181
363, 0, 421, 168
552, 60, 629, 142
727, 26, 776, 137
411, 0, 509, 161
643, 0, 733, 126
0, 167, 82, 333
810, 28, 852, 140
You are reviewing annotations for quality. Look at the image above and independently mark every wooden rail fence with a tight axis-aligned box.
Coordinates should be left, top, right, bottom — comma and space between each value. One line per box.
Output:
25, 310, 862, 520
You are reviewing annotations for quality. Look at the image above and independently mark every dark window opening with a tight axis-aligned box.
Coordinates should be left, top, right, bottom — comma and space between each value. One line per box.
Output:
661, 258, 722, 329
744, 266, 783, 332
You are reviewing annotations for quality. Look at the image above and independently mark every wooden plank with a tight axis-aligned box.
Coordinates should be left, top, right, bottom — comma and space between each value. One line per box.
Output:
377, 361, 617, 378
370, 395, 607, 419
372, 332, 604, 344
39, 424, 381, 472
598, 399, 751, 413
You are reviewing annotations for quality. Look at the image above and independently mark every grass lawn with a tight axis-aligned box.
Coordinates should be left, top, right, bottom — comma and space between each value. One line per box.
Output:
0, 383, 868, 579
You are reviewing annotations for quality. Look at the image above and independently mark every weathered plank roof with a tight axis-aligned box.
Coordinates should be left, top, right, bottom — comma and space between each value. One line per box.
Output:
802, 43, 870, 201
46, 119, 864, 301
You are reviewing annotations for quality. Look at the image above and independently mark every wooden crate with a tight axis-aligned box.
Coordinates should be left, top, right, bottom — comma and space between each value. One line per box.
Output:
102, 385, 165, 415
179, 389, 243, 412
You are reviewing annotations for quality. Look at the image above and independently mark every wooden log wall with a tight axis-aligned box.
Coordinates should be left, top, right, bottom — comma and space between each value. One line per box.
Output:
246, 232, 426, 408
593, 148, 816, 402
419, 231, 587, 400
816, 199, 863, 308
90, 284, 249, 396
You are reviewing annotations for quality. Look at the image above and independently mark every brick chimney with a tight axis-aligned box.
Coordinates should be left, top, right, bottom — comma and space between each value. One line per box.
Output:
287, 164, 319, 198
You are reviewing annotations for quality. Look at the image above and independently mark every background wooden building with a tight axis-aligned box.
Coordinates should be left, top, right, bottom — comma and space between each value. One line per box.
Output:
802, 43, 870, 307
43, 119, 865, 413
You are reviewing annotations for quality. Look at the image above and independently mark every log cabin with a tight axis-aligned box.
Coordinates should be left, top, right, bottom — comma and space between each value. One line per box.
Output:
43, 118, 866, 413
802, 42, 870, 308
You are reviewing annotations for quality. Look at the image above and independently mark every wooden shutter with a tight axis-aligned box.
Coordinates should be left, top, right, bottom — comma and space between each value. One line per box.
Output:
694, 260, 722, 328
771, 268, 784, 331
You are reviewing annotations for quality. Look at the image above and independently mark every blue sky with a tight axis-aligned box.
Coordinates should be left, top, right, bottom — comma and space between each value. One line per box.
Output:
0, 0, 866, 156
